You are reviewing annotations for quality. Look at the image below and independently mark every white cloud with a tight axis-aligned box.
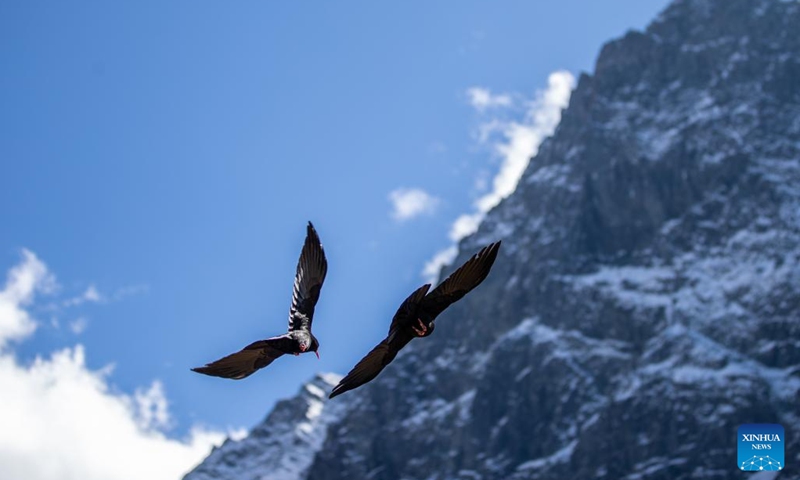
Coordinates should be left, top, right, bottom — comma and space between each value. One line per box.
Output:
466, 87, 512, 112
134, 381, 171, 431
388, 188, 441, 222
449, 212, 484, 243
0, 249, 55, 349
0, 250, 230, 480
422, 246, 458, 285
472, 70, 575, 219
424, 71, 575, 281
83, 285, 101, 302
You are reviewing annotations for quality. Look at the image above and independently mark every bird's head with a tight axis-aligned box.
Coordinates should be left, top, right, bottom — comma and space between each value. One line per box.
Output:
299, 336, 320, 359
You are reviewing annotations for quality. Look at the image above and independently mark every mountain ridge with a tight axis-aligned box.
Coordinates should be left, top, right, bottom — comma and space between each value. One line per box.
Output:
186, 0, 800, 478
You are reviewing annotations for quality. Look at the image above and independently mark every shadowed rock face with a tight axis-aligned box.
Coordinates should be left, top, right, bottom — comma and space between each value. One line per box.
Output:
189, 0, 800, 478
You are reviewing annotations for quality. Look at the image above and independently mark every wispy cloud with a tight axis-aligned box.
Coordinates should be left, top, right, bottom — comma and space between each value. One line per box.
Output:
63, 283, 148, 308
388, 188, 441, 222
63, 285, 102, 307
68, 317, 88, 335
466, 87, 512, 112
110, 284, 149, 302
424, 71, 575, 282
0, 250, 233, 480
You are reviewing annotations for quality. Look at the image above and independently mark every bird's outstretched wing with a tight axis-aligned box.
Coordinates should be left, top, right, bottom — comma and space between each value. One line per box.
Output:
330, 284, 431, 399
288, 222, 328, 332
329, 340, 392, 399
191, 336, 292, 380
421, 241, 501, 319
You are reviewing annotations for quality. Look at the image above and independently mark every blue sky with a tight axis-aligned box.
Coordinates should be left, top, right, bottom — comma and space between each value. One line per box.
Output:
0, 1, 670, 477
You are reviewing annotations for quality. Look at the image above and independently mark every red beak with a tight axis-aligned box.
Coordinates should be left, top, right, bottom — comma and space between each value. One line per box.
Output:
314, 350, 320, 360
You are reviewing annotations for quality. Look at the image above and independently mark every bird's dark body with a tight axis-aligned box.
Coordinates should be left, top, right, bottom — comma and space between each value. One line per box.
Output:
329, 241, 501, 398
192, 222, 327, 380
244, 330, 319, 356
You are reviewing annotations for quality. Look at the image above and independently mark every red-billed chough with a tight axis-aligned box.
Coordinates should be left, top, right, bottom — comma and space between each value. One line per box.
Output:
192, 222, 327, 380
329, 241, 501, 398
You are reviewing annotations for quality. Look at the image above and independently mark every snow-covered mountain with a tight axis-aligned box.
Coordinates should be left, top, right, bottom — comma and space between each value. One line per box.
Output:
183, 374, 347, 480
186, 0, 800, 478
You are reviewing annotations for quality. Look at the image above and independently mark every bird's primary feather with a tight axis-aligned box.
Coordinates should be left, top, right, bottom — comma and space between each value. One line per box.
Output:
420, 241, 501, 319
288, 222, 328, 333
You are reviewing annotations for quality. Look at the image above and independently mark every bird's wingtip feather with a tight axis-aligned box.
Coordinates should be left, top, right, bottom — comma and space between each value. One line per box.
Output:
306, 221, 323, 247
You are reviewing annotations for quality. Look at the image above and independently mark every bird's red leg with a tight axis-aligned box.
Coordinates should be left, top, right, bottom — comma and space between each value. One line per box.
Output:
412, 319, 428, 337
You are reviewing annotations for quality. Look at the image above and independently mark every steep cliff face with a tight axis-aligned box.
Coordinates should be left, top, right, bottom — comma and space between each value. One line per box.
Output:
190, 0, 800, 478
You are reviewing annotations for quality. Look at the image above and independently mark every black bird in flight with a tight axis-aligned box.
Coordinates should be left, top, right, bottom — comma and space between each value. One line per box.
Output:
329, 241, 501, 399
192, 222, 327, 380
